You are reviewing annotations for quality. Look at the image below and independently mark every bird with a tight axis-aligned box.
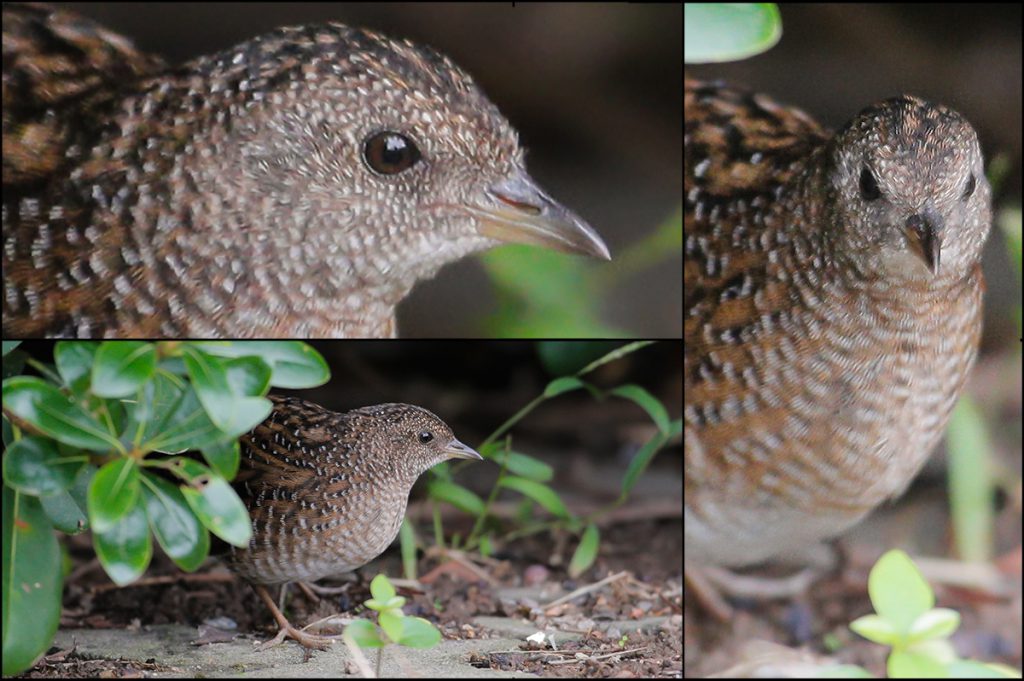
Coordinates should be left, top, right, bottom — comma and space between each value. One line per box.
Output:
1, 4, 609, 338
684, 79, 990, 573
229, 394, 482, 649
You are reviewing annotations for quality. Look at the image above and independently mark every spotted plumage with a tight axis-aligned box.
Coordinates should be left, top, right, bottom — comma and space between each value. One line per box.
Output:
2, 4, 608, 338
684, 79, 990, 567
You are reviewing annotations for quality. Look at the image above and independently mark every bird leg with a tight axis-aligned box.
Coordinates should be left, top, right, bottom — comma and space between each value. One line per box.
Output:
686, 564, 820, 621
252, 583, 334, 651
684, 563, 735, 621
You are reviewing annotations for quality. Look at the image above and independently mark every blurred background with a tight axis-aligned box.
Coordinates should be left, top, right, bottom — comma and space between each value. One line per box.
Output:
275, 340, 682, 459
60, 2, 683, 338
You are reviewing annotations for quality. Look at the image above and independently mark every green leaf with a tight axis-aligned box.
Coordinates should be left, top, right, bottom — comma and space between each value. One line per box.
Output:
868, 549, 933, 635
425, 480, 486, 516
393, 616, 442, 648
568, 524, 600, 578
345, 619, 385, 647
907, 608, 960, 644
849, 613, 899, 646
91, 342, 156, 398
88, 458, 141, 533
223, 356, 272, 398
199, 437, 241, 481
92, 503, 151, 586
178, 472, 252, 547
947, 396, 995, 562
543, 376, 585, 398
141, 379, 223, 453
141, 474, 209, 572
2, 377, 120, 452
40, 464, 92, 534
370, 573, 397, 601
498, 477, 569, 518
685, 3, 782, 64
2, 487, 63, 676
887, 648, 947, 679
54, 342, 99, 396
191, 341, 330, 388
611, 384, 671, 434
379, 609, 404, 643
497, 450, 554, 482
182, 347, 271, 438
3, 436, 83, 496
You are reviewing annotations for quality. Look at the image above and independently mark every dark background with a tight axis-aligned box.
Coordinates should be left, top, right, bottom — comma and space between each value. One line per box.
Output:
60, 2, 683, 338
264, 340, 682, 458
687, 3, 1023, 354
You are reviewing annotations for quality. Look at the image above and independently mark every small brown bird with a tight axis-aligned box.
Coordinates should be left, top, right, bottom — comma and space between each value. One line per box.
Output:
684, 80, 990, 571
2, 4, 608, 338
231, 394, 481, 649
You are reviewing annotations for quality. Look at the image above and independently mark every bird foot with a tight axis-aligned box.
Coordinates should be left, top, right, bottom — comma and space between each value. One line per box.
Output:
255, 622, 334, 651
685, 561, 824, 621
253, 583, 335, 651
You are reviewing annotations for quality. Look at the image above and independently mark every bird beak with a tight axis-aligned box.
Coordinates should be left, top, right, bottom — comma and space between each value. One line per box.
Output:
467, 170, 611, 260
445, 438, 483, 461
904, 213, 941, 274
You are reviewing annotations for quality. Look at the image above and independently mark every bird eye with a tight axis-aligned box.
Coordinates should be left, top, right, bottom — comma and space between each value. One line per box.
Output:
363, 131, 421, 175
859, 166, 881, 201
418, 431, 434, 444
962, 173, 976, 200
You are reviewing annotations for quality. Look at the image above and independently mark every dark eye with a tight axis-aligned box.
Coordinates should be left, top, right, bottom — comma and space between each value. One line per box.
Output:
418, 430, 434, 444
363, 131, 421, 175
962, 173, 976, 200
859, 167, 881, 201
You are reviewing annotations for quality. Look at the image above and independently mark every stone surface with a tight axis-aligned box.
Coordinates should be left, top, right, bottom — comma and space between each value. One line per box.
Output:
684, 79, 990, 567
2, 3, 608, 338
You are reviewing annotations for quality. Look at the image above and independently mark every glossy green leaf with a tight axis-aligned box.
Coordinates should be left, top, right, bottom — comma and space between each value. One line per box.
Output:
54, 342, 99, 396
685, 3, 781, 64
2, 487, 62, 676
183, 348, 270, 438
141, 473, 209, 572
191, 341, 330, 388
92, 503, 152, 586
91, 341, 156, 398
2, 377, 120, 452
3, 436, 83, 496
179, 474, 252, 547
88, 458, 140, 533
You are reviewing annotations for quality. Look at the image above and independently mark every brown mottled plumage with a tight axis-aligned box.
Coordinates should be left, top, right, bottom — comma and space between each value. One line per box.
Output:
2, 4, 608, 338
684, 79, 990, 569
231, 395, 481, 649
